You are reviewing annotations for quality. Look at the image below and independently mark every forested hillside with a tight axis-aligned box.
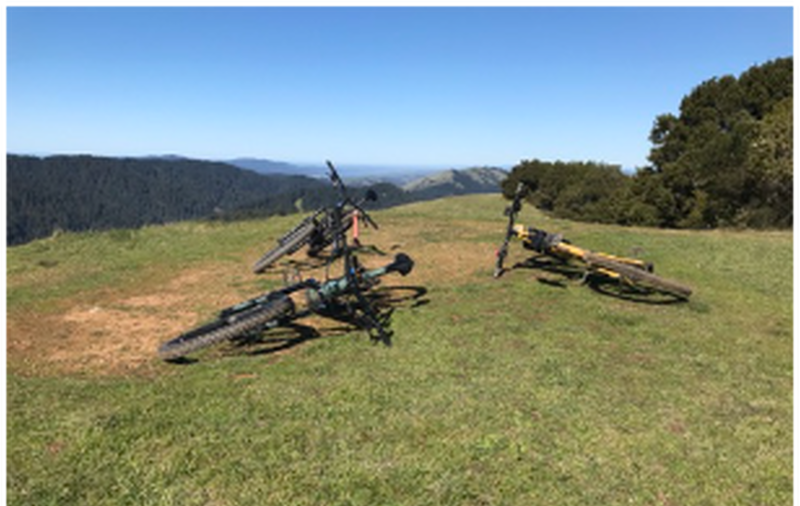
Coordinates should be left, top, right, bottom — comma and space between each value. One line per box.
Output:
503, 57, 793, 229
6, 155, 330, 246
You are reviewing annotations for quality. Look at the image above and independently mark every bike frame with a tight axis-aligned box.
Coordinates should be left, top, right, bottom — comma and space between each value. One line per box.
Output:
222, 253, 413, 324
252, 161, 378, 273
260, 161, 404, 343
509, 224, 652, 279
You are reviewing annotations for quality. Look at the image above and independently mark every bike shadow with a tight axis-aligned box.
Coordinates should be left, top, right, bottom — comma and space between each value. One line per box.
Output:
368, 285, 430, 310
510, 255, 687, 305
512, 256, 585, 287
315, 285, 430, 346
233, 322, 325, 356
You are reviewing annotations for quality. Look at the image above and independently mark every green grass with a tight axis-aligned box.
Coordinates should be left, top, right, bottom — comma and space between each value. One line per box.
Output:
7, 195, 792, 505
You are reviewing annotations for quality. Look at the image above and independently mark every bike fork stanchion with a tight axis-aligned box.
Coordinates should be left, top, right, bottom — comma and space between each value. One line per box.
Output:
352, 209, 361, 247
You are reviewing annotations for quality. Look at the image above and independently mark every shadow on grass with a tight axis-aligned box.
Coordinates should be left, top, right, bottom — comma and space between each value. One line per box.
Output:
233, 322, 325, 356
311, 285, 430, 347
510, 255, 688, 305
368, 285, 430, 310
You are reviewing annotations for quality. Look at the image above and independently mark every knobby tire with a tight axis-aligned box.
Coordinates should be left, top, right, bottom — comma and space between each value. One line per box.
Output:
253, 210, 358, 272
252, 221, 316, 273
585, 253, 692, 299
158, 296, 294, 360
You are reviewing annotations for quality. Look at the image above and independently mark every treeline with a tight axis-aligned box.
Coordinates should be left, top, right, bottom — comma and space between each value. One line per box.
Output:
502, 57, 792, 229
6, 155, 421, 246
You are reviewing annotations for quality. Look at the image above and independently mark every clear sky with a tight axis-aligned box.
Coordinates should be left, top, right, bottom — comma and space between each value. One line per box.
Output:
6, 6, 794, 171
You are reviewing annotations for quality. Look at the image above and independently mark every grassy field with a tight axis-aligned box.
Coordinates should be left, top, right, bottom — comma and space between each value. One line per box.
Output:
7, 194, 792, 505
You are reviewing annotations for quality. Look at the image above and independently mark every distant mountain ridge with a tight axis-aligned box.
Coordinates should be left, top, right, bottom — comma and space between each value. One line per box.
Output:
225, 158, 323, 177
224, 157, 448, 185
402, 167, 507, 199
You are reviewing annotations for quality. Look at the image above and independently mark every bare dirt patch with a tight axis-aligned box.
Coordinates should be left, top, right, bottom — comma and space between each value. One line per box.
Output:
7, 262, 253, 376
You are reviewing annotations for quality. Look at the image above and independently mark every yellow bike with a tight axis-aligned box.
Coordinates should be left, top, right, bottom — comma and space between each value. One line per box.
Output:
495, 183, 692, 300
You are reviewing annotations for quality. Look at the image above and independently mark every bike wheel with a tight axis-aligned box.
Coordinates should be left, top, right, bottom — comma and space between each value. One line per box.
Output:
252, 220, 316, 273
585, 253, 693, 300
158, 296, 294, 360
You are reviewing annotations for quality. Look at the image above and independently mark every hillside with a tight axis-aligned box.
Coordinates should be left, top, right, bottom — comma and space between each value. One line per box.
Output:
6, 154, 329, 246
7, 194, 791, 505
402, 166, 507, 198
224, 157, 444, 186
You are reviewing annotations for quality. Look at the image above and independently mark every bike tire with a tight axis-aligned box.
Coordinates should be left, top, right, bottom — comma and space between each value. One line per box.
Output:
585, 253, 693, 300
252, 220, 316, 273
158, 295, 294, 360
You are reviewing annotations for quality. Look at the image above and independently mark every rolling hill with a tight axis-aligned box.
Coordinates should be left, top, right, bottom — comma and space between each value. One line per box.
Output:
402, 166, 507, 199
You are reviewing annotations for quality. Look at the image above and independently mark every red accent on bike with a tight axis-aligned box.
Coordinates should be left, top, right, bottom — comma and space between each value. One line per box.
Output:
352, 210, 360, 239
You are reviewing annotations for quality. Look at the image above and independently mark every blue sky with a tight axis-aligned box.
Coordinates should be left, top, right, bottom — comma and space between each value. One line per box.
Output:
6, 6, 794, 171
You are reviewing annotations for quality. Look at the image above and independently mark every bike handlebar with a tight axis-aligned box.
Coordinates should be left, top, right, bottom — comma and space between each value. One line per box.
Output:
326, 159, 379, 231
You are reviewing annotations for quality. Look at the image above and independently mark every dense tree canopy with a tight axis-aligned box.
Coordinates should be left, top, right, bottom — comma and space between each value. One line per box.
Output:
504, 57, 792, 230
640, 56, 792, 228
501, 160, 628, 224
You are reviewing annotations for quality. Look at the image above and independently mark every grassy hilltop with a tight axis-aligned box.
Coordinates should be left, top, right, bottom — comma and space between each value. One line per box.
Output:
7, 194, 792, 505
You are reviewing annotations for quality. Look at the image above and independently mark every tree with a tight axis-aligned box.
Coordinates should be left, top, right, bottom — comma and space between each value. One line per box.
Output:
645, 57, 792, 228
503, 159, 629, 223
742, 97, 793, 227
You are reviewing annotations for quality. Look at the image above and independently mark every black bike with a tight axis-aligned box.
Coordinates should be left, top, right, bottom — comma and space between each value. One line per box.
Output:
251, 160, 379, 273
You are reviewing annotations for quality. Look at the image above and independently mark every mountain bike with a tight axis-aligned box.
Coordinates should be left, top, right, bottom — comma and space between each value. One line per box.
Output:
251, 160, 379, 273
158, 251, 414, 360
494, 182, 693, 300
